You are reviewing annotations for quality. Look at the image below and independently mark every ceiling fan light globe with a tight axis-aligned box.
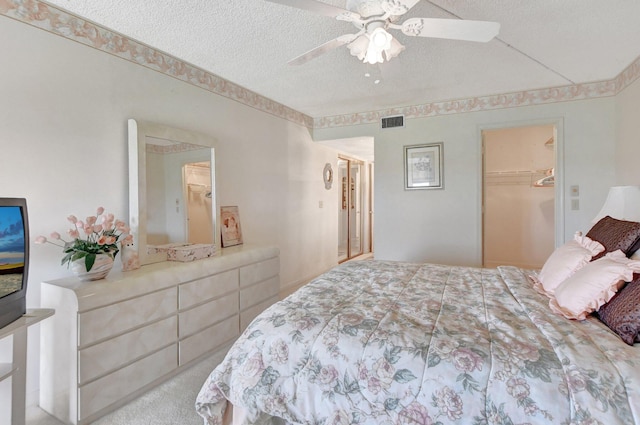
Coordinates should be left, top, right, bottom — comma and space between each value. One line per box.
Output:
347, 34, 370, 59
364, 43, 384, 64
383, 37, 405, 61
360, 27, 391, 64
370, 27, 392, 49
364, 55, 382, 65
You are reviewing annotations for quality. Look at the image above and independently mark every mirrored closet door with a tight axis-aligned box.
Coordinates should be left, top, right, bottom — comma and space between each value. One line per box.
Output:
338, 157, 364, 262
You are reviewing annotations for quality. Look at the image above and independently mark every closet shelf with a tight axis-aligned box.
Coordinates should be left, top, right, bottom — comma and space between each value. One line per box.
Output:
485, 168, 552, 176
485, 169, 553, 187
533, 175, 554, 187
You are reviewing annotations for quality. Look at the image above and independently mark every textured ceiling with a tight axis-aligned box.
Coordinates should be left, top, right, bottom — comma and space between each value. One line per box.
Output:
41, 0, 640, 120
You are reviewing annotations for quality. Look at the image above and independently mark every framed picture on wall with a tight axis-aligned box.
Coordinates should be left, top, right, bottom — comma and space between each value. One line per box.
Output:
404, 142, 444, 190
220, 206, 243, 247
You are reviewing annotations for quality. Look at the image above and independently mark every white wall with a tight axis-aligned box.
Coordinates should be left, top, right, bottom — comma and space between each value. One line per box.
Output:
615, 77, 640, 184
315, 98, 618, 266
0, 16, 339, 404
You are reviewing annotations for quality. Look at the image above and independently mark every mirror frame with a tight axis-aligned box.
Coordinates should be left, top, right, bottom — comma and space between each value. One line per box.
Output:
128, 119, 219, 265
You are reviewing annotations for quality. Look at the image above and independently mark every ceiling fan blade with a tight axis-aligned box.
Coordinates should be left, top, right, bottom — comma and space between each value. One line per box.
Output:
288, 34, 358, 66
381, 0, 421, 16
265, 0, 360, 21
398, 18, 500, 42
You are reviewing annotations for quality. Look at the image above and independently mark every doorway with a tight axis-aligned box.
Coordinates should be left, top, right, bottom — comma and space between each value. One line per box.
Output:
183, 161, 213, 244
338, 157, 365, 262
482, 125, 556, 269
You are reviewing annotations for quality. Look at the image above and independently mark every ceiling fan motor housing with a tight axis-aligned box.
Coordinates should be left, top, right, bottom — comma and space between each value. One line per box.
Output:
347, 0, 385, 18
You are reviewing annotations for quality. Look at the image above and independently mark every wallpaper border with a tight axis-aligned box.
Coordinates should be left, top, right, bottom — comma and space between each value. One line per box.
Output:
0, 0, 314, 128
2, 0, 639, 130
315, 55, 640, 128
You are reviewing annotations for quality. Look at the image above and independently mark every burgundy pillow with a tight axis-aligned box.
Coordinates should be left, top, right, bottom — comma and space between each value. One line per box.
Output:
586, 216, 640, 260
597, 274, 640, 345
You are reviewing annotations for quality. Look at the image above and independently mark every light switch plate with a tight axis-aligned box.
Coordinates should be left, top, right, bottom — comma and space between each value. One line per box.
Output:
570, 185, 579, 197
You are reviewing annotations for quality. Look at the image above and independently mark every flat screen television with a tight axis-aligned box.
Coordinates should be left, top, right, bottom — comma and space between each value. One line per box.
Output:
0, 198, 29, 329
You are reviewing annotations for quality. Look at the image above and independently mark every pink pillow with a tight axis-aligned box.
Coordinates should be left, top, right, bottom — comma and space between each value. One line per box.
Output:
549, 250, 640, 320
530, 233, 604, 297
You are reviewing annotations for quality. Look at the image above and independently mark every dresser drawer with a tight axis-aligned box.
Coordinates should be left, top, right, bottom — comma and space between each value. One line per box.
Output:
240, 276, 279, 310
179, 292, 237, 338
179, 269, 238, 310
179, 314, 239, 366
239, 257, 279, 288
78, 288, 177, 347
78, 315, 178, 385
78, 345, 177, 421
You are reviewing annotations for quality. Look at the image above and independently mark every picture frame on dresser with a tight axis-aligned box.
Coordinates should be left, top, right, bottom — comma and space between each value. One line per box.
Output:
220, 206, 243, 247
404, 142, 444, 190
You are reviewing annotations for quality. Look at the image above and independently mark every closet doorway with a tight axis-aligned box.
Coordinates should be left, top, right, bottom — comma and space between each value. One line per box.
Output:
183, 161, 213, 244
482, 124, 556, 269
338, 157, 364, 262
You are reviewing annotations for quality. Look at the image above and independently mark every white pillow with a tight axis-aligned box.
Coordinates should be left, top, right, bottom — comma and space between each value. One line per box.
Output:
549, 250, 640, 320
530, 233, 604, 297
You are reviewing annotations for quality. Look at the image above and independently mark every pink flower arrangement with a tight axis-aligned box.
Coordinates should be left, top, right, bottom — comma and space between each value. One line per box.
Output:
35, 207, 132, 271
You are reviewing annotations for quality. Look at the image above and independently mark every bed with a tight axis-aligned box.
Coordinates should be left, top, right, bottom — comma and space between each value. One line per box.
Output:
196, 216, 640, 425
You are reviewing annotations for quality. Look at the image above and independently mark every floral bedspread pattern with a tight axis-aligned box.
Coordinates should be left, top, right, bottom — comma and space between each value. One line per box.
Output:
196, 261, 640, 425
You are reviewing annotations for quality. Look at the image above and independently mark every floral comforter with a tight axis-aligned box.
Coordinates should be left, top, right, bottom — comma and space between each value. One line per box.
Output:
196, 261, 640, 425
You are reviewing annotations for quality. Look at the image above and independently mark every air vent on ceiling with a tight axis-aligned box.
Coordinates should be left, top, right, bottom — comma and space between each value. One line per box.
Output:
381, 115, 404, 129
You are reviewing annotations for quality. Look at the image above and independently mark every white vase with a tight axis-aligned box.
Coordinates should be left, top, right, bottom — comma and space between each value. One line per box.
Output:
71, 253, 115, 281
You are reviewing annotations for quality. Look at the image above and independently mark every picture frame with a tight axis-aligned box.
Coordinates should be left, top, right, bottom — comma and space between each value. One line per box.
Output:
220, 206, 243, 247
404, 142, 444, 190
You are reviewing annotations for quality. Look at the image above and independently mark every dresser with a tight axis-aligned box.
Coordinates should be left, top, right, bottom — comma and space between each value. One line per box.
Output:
39, 245, 279, 425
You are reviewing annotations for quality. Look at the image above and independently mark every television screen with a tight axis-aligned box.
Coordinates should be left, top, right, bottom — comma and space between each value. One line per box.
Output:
0, 198, 28, 328
0, 205, 26, 298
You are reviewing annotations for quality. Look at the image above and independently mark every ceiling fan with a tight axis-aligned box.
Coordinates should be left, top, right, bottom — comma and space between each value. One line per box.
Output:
265, 0, 500, 66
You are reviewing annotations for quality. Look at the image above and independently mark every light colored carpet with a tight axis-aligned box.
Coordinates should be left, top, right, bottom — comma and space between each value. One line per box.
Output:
27, 346, 229, 425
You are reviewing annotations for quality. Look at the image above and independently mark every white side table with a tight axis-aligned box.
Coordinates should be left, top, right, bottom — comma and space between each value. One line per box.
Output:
0, 309, 54, 425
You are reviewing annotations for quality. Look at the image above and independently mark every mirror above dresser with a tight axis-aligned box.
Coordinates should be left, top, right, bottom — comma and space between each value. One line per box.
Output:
128, 119, 219, 265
